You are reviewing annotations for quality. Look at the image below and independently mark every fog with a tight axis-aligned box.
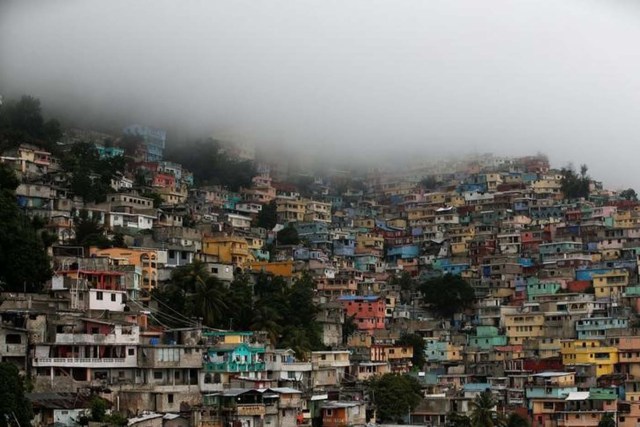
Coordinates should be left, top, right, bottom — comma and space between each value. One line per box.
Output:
2, 0, 640, 187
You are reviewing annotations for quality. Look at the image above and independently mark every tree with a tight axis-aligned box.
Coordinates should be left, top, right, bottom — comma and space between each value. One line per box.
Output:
598, 413, 616, 427
420, 274, 475, 319
0, 363, 33, 427
420, 176, 439, 190
171, 260, 210, 293
164, 138, 256, 190
192, 277, 229, 327
0, 95, 61, 151
342, 314, 357, 345
0, 164, 52, 292
277, 224, 299, 245
256, 200, 277, 230
448, 412, 472, 427
142, 191, 164, 208
470, 390, 499, 427
560, 164, 590, 199
506, 413, 530, 427
397, 333, 427, 370
62, 142, 124, 204
89, 396, 108, 422
367, 374, 423, 423
73, 209, 110, 248
619, 188, 638, 201
250, 301, 283, 345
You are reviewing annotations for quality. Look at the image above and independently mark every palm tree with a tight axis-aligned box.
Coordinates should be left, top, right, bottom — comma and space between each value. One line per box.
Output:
192, 276, 229, 327
171, 259, 209, 293
470, 390, 499, 427
506, 413, 530, 427
250, 302, 283, 345
598, 413, 615, 427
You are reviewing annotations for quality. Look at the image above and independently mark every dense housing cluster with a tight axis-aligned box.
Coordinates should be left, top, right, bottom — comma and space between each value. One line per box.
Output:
3, 116, 640, 427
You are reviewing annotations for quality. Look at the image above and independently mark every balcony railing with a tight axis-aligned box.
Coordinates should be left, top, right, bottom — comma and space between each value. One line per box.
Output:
4, 344, 27, 355
33, 357, 136, 367
205, 361, 266, 372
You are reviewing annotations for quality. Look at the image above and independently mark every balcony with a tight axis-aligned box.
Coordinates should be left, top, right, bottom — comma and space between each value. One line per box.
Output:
33, 357, 137, 368
267, 361, 312, 372
205, 361, 266, 372
55, 333, 138, 345
236, 404, 266, 417
313, 359, 350, 368
3, 343, 27, 356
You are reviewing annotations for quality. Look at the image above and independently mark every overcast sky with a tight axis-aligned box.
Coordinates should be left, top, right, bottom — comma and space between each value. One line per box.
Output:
2, 0, 640, 187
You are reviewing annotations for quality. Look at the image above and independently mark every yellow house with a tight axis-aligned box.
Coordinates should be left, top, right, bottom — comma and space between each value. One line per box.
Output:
560, 339, 618, 377
386, 218, 407, 229
446, 194, 466, 207
356, 233, 384, 251
247, 260, 295, 278
276, 199, 306, 223
304, 200, 332, 223
614, 210, 637, 228
90, 247, 158, 295
157, 184, 188, 204
504, 312, 545, 345
426, 193, 447, 204
354, 217, 375, 229
202, 235, 250, 266
593, 269, 629, 298
615, 336, 640, 380
245, 236, 265, 251
524, 338, 562, 359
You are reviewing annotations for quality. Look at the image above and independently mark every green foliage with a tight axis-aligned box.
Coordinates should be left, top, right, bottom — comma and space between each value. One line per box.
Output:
397, 333, 427, 370
598, 413, 615, 427
89, 396, 108, 422
342, 314, 357, 345
448, 412, 472, 427
155, 268, 322, 356
256, 200, 277, 230
103, 412, 128, 426
619, 188, 638, 201
506, 412, 530, 427
420, 274, 475, 319
165, 138, 256, 191
277, 224, 300, 245
0, 164, 52, 292
560, 164, 590, 200
62, 142, 124, 203
367, 373, 423, 423
420, 175, 439, 190
193, 277, 229, 327
74, 209, 111, 248
0, 363, 33, 427
392, 271, 417, 304
470, 390, 499, 427
141, 191, 164, 208
0, 95, 61, 152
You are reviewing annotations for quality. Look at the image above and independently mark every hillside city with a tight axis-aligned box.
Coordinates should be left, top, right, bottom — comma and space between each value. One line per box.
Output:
2, 96, 640, 427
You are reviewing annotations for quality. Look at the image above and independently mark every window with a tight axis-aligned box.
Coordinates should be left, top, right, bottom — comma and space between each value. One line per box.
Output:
111, 294, 117, 302
153, 371, 163, 380
168, 394, 174, 404
96, 291, 103, 300
5, 334, 21, 344
128, 348, 135, 356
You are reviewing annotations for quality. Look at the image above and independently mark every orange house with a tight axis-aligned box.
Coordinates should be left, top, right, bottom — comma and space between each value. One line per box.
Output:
321, 401, 367, 427
90, 247, 158, 296
247, 260, 295, 278
339, 295, 386, 333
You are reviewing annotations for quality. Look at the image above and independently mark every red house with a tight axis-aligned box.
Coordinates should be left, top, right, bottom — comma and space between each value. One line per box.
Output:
339, 295, 386, 333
